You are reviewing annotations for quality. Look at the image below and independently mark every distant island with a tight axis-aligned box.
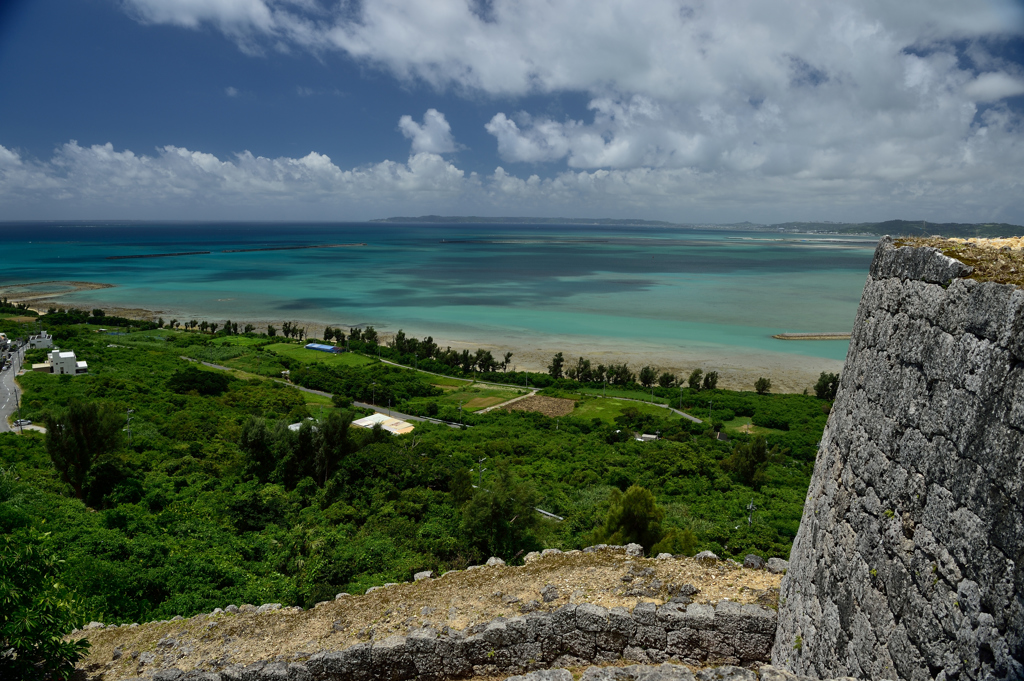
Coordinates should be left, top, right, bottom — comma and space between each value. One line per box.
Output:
374, 215, 1024, 238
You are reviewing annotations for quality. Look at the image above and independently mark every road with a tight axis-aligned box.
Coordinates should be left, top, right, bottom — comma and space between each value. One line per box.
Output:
0, 344, 24, 433
181, 357, 468, 429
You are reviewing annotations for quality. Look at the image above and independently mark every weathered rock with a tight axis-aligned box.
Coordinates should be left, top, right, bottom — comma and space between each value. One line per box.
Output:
656, 553, 673, 560
487, 556, 507, 567
541, 585, 560, 602
507, 669, 573, 681
774, 237, 1024, 681
541, 548, 563, 558
581, 663, 696, 681
764, 558, 788, 574
693, 551, 719, 565
225, 605, 239, 613
414, 570, 433, 581
624, 543, 644, 557
256, 603, 281, 614
742, 554, 764, 570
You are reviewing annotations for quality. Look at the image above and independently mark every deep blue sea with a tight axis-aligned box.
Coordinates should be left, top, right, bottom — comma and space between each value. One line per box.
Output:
0, 222, 877, 387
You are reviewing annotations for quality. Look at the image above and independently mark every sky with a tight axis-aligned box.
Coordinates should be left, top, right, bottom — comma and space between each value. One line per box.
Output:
0, 0, 1023, 223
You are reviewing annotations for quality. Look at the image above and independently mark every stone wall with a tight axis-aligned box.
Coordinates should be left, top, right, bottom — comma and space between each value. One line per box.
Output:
130, 599, 777, 681
773, 237, 1024, 680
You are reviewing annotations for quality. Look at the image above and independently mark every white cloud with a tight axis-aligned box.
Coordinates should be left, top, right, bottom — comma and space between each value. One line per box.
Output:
225, 86, 239, 97
965, 72, 1024, 101
398, 109, 458, 154
1, 136, 1023, 222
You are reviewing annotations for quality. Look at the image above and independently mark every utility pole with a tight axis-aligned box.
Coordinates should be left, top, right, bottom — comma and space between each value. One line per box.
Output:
124, 408, 134, 448
371, 382, 377, 407
747, 500, 757, 526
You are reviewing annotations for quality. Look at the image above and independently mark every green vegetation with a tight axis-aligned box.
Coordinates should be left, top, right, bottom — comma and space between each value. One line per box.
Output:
0, 315, 831, 629
0, 524, 91, 680
263, 343, 375, 367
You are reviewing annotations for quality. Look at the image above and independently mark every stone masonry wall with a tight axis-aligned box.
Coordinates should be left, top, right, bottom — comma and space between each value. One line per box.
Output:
126, 599, 777, 681
772, 237, 1024, 680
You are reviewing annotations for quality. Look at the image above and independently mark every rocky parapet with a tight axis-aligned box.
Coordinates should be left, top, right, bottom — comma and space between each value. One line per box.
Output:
773, 237, 1024, 680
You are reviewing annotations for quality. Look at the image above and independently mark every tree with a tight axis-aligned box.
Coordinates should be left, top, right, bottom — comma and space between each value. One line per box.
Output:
91, 309, 104, 318
638, 365, 657, 388
502, 352, 513, 372
723, 435, 784, 490
702, 371, 719, 390
462, 464, 541, 560
209, 323, 218, 335
282, 322, 292, 338
688, 369, 703, 390
44, 399, 122, 500
244, 323, 255, 334
815, 372, 840, 400
199, 321, 209, 333
0, 530, 91, 681
658, 372, 675, 388
755, 377, 771, 394
315, 410, 353, 486
547, 352, 565, 379
591, 485, 665, 553
651, 527, 698, 557
267, 325, 276, 337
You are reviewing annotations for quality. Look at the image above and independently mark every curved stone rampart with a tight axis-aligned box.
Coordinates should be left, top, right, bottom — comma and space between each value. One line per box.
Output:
773, 237, 1024, 680
121, 600, 776, 680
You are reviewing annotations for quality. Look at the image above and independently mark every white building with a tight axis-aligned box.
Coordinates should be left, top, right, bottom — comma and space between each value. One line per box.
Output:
29, 331, 53, 349
352, 412, 415, 435
32, 349, 87, 375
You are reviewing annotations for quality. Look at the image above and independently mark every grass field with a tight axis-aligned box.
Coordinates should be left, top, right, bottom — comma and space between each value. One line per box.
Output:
436, 384, 525, 412
720, 416, 784, 437
211, 335, 277, 347
571, 397, 673, 423
575, 386, 670, 404
266, 343, 375, 367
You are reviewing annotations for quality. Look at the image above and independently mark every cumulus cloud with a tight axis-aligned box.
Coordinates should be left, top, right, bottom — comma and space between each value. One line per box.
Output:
225, 86, 239, 97
965, 72, 1024, 101
399, 109, 458, 154
1, 136, 1023, 222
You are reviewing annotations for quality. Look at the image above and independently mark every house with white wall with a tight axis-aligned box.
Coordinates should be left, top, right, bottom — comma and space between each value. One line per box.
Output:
32, 348, 87, 375
29, 331, 53, 349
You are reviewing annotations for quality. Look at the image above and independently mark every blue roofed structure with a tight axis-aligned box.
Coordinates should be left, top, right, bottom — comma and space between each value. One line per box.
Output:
305, 343, 343, 353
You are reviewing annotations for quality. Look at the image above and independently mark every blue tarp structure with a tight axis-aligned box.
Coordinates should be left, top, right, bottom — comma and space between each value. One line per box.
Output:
305, 343, 343, 353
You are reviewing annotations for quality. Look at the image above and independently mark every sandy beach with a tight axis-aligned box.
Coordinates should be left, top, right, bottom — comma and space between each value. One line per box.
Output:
1, 280, 847, 394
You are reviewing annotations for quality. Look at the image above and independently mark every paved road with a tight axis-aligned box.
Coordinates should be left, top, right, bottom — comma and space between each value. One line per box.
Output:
0, 344, 25, 433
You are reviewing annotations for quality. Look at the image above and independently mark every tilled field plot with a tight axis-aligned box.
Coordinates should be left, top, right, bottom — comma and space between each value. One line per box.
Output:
502, 395, 576, 417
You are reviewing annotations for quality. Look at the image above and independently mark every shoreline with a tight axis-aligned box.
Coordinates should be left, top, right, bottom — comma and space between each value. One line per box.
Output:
0, 281, 847, 394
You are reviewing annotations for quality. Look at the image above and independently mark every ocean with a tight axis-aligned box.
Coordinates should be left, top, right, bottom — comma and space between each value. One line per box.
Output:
0, 222, 877, 390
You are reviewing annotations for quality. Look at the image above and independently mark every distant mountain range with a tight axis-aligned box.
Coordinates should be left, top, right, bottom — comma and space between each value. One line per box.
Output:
373, 216, 1024, 238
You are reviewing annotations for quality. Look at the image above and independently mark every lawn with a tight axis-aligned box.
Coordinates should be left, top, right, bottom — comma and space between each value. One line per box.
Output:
211, 335, 277, 347
575, 386, 670, 404
266, 343, 375, 367
720, 416, 785, 437
435, 384, 526, 412
571, 396, 675, 423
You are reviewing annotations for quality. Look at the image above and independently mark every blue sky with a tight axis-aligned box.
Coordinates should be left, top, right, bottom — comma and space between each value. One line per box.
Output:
1, 0, 1023, 223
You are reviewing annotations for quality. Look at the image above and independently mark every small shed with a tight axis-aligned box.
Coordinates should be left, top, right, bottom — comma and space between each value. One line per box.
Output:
305, 343, 343, 354
352, 412, 415, 436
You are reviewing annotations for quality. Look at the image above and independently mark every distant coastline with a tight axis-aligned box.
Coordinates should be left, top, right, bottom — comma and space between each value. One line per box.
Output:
372, 216, 1024, 238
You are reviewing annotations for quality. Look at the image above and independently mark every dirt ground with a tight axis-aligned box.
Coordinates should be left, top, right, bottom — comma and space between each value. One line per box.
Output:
73, 550, 781, 681
502, 395, 576, 417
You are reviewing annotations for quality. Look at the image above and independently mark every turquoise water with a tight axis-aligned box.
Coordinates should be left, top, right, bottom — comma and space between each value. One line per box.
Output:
0, 223, 877, 370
